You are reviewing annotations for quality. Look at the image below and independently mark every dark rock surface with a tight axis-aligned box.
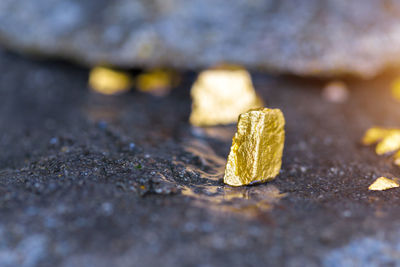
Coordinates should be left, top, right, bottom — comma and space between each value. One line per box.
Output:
1, 0, 400, 77
2, 49, 400, 266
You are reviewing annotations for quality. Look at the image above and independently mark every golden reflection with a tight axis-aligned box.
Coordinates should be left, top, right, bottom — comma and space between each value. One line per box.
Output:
224, 108, 285, 186
179, 138, 286, 217
136, 69, 177, 96
89, 66, 132, 95
189, 69, 263, 126
181, 184, 286, 217
368, 177, 399, 191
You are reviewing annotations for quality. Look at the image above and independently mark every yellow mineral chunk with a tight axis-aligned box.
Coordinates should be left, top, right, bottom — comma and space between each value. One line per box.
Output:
376, 131, 400, 155
361, 127, 395, 145
368, 177, 399, 191
224, 108, 285, 186
89, 66, 132, 95
136, 69, 176, 96
189, 69, 263, 126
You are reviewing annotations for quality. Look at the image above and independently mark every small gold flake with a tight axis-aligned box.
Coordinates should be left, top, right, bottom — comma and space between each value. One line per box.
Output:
368, 177, 399, 191
89, 66, 132, 95
189, 69, 263, 126
224, 108, 285, 186
136, 69, 176, 96
375, 131, 400, 155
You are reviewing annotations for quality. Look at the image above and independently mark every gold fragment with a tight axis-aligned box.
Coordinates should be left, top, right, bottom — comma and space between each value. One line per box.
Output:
224, 108, 285, 186
361, 127, 396, 145
375, 131, 400, 155
136, 69, 176, 96
362, 127, 400, 165
189, 69, 263, 126
89, 66, 132, 95
368, 177, 399, 191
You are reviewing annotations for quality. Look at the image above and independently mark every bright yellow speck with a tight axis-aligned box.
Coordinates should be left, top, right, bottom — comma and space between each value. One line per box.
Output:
391, 78, 400, 102
189, 69, 263, 126
368, 177, 399, 191
224, 108, 285, 186
136, 69, 176, 96
89, 66, 132, 95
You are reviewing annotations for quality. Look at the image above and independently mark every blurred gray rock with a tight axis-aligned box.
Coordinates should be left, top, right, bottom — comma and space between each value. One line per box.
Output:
1, 0, 400, 77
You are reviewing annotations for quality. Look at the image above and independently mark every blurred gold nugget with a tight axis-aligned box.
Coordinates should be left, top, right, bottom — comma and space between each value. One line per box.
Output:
368, 177, 399, 191
136, 69, 176, 96
362, 127, 396, 145
362, 127, 400, 167
89, 66, 132, 95
224, 108, 285, 186
362, 127, 400, 155
375, 131, 400, 155
189, 69, 263, 126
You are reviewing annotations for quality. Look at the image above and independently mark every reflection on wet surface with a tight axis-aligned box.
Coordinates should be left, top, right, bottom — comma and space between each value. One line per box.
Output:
179, 137, 287, 217
181, 184, 287, 218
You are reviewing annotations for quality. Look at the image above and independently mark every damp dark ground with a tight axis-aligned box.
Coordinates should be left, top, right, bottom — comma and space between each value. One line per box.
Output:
2, 49, 400, 267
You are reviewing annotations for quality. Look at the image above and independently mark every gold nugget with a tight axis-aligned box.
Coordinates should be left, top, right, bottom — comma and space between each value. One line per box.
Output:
89, 66, 132, 95
136, 69, 176, 96
224, 108, 285, 186
362, 127, 400, 166
368, 177, 399, 191
375, 131, 400, 155
362, 127, 400, 154
189, 69, 263, 126
361, 127, 395, 145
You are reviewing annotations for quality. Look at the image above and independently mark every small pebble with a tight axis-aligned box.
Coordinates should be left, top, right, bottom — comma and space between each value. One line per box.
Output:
322, 81, 349, 103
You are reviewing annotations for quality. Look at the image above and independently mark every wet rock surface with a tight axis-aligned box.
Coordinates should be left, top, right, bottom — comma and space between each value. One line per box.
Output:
2, 49, 400, 266
2, 0, 400, 77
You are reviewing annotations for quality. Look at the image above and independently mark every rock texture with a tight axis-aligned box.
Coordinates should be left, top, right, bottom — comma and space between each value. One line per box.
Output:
1, 0, 400, 77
